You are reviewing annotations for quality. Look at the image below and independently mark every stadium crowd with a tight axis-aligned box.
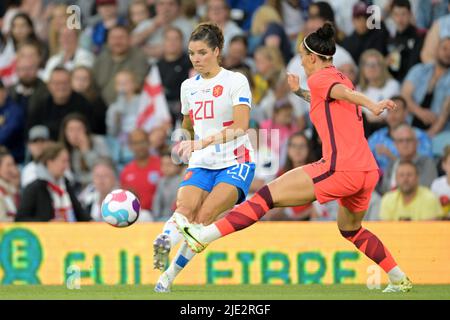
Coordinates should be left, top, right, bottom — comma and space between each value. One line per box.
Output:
0, 0, 449, 222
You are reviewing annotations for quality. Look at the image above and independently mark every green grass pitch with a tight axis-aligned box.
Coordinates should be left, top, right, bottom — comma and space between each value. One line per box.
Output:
1, 285, 449, 300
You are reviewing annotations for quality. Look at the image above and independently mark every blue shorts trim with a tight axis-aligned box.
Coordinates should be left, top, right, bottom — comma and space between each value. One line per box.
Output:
179, 163, 256, 204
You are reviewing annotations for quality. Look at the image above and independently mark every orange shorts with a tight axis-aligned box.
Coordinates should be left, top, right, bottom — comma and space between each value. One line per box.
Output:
302, 160, 380, 212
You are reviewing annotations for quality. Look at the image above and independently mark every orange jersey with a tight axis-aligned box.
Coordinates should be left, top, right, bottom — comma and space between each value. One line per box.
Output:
307, 66, 378, 173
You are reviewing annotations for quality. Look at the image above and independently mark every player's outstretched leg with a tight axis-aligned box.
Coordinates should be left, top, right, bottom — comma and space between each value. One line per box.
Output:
337, 206, 412, 293
175, 167, 316, 253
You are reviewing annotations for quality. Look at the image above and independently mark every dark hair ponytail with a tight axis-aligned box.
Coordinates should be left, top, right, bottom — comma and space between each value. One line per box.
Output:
189, 22, 224, 52
303, 22, 336, 61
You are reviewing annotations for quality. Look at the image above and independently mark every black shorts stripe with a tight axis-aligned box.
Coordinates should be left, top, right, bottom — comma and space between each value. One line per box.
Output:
312, 82, 341, 183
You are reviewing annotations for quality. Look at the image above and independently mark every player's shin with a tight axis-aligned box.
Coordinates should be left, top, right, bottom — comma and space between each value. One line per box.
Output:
201, 185, 274, 243
164, 242, 196, 283
162, 212, 185, 246
340, 227, 406, 283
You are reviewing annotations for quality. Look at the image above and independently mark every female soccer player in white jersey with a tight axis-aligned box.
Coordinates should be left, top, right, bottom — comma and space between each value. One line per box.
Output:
153, 23, 255, 292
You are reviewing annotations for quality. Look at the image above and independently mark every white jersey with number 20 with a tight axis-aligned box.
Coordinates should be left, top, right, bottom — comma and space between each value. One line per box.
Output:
181, 68, 254, 169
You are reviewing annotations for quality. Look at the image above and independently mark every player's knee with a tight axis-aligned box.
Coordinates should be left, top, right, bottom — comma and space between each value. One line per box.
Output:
195, 206, 217, 224
175, 201, 198, 222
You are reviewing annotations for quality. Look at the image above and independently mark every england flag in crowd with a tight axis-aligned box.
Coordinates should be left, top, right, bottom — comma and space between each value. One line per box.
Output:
136, 65, 171, 132
0, 38, 17, 87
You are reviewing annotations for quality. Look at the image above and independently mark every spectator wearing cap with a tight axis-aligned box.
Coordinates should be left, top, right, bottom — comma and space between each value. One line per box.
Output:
21, 125, 51, 188
386, 0, 425, 81
93, 25, 149, 105
342, 1, 389, 64
79, 0, 127, 55
0, 80, 26, 164
42, 27, 95, 82
27, 67, 95, 140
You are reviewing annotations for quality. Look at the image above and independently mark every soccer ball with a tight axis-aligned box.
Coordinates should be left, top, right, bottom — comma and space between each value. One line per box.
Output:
101, 189, 140, 227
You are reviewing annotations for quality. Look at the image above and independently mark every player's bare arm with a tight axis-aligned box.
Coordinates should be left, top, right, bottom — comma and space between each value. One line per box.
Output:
330, 84, 396, 116
287, 72, 311, 102
178, 105, 250, 160
181, 114, 195, 140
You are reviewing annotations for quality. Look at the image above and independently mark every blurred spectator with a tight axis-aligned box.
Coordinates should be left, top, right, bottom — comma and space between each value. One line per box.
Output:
1, 0, 21, 36
342, 2, 389, 64
93, 25, 148, 105
357, 49, 400, 136
47, 3, 69, 57
21, 125, 51, 188
287, 2, 356, 120
152, 150, 184, 221
380, 160, 443, 220
428, 96, 450, 137
42, 27, 95, 82
262, 131, 319, 221
128, 0, 152, 37
226, 0, 265, 32
59, 113, 110, 192
78, 157, 120, 221
368, 96, 433, 174
301, 1, 346, 43
120, 128, 161, 216
252, 46, 293, 123
431, 145, 450, 219
415, 0, 449, 30
0, 79, 25, 163
319, 0, 359, 36
260, 98, 300, 167
206, 0, 243, 56
250, 5, 293, 64
16, 143, 91, 222
157, 26, 191, 127
380, 124, 437, 194
387, 0, 425, 81
106, 70, 141, 139
130, 0, 193, 62
27, 67, 94, 140
401, 37, 450, 130
0, 146, 20, 221
149, 126, 169, 157
222, 35, 255, 71
9, 12, 45, 53
421, 5, 450, 63
266, 0, 310, 45
8, 53, 48, 118
80, 0, 127, 55
70, 66, 108, 135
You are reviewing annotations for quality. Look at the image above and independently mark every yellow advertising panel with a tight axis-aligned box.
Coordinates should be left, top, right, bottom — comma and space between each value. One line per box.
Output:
0, 222, 449, 285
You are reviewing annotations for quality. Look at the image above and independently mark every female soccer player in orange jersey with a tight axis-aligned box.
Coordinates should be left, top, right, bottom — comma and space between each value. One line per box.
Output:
175, 23, 412, 293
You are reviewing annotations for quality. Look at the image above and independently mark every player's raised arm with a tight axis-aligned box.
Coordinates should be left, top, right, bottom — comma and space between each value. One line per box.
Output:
329, 84, 397, 116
